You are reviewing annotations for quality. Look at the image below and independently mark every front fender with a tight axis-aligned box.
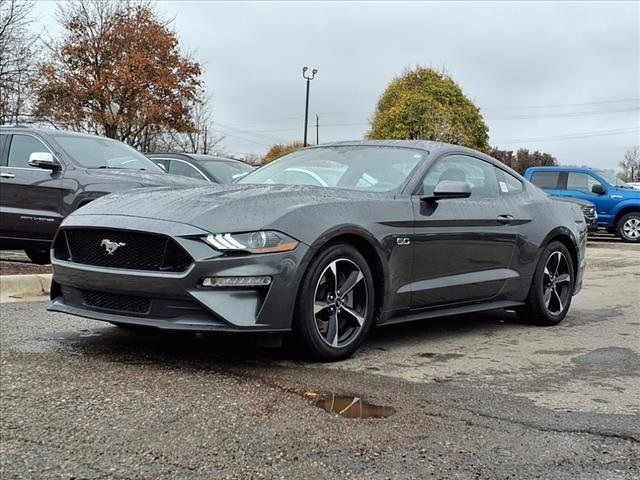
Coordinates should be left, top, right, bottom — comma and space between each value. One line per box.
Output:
612, 199, 640, 220
293, 224, 392, 321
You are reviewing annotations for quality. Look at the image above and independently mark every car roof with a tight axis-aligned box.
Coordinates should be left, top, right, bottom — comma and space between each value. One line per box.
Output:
146, 152, 243, 163
525, 166, 598, 173
317, 139, 459, 154
0, 126, 105, 139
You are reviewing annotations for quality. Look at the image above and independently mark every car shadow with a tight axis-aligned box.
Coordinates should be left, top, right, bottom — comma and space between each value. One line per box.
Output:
54, 308, 530, 368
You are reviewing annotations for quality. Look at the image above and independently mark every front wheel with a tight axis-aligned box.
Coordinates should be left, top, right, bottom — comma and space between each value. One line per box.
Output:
617, 212, 640, 243
293, 243, 375, 361
518, 241, 575, 326
24, 248, 51, 265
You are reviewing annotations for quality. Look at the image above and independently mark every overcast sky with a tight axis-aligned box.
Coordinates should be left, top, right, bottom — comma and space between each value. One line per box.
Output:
35, 0, 639, 170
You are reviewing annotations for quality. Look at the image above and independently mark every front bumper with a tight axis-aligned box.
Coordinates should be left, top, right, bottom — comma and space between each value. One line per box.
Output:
48, 214, 309, 332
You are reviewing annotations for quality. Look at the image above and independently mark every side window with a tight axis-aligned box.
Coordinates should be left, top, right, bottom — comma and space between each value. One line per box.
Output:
153, 158, 170, 171
495, 168, 523, 194
586, 175, 605, 194
7, 134, 50, 168
420, 154, 499, 198
566, 172, 604, 195
0, 134, 7, 165
530, 171, 561, 189
168, 160, 206, 180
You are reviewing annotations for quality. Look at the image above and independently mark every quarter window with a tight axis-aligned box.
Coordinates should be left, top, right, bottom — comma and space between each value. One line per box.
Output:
420, 154, 499, 198
566, 172, 605, 195
530, 171, 561, 189
7, 135, 50, 168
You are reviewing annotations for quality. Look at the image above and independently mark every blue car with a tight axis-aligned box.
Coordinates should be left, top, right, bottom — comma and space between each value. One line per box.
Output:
524, 167, 640, 243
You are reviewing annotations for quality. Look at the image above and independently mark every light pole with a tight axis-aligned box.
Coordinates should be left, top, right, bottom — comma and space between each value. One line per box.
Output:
302, 66, 317, 146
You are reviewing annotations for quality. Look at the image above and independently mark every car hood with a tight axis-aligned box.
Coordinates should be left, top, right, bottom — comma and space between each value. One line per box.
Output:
84, 168, 206, 187
72, 183, 391, 234
550, 195, 594, 208
615, 187, 640, 199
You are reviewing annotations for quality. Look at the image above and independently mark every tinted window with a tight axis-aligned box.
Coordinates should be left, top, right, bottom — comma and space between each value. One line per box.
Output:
168, 160, 207, 180
8, 134, 50, 168
200, 160, 254, 183
52, 134, 164, 172
566, 172, 605, 195
420, 154, 499, 198
530, 171, 561, 189
496, 168, 523, 194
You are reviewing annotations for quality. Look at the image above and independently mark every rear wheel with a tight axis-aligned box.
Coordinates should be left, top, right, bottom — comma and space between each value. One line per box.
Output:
293, 243, 375, 361
617, 212, 640, 243
24, 248, 51, 265
518, 241, 574, 326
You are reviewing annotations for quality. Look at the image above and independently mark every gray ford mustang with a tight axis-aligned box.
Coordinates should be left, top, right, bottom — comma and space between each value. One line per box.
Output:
48, 140, 587, 360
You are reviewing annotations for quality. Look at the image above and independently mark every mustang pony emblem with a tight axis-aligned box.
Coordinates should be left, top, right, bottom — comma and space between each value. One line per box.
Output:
100, 239, 126, 255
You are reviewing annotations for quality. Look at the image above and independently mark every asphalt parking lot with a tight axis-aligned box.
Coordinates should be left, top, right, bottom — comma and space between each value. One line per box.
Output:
1, 237, 639, 479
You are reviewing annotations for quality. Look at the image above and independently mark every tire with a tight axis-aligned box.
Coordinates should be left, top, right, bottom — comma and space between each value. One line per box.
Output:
24, 248, 51, 265
616, 212, 640, 243
293, 243, 376, 361
517, 241, 575, 326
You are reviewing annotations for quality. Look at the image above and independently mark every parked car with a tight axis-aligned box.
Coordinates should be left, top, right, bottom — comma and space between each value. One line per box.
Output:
524, 167, 640, 242
627, 182, 640, 191
551, 196, 598, 231
49, 141, 586, 360
146, 152, 254, 183
0, 126, 206, 264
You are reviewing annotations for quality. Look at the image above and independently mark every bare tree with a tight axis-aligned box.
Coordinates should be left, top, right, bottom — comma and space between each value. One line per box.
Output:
619, 146, 640, 182
146, 91, 224, 154
0, 0, 38, 125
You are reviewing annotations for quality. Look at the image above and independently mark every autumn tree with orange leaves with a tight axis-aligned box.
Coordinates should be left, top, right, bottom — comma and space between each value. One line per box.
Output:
34, 0, 202, 149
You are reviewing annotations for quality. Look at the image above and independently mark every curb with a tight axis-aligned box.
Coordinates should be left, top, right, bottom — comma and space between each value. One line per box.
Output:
0, 274, 52, 303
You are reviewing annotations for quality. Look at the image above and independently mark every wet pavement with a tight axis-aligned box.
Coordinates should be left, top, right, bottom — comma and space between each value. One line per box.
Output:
0, 242, 639, 479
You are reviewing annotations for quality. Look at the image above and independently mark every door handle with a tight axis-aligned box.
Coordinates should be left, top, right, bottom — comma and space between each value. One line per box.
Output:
497, 214, 515, 224
0, 172, 15, 179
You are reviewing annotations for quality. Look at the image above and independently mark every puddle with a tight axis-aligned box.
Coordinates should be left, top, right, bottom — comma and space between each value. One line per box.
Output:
303, 391, 395, 418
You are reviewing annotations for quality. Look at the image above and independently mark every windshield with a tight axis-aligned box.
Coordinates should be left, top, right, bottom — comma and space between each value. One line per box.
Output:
200, 160, 254, 183
597, 170, 632, 188
53, 134, 164, 172
238, 145, 426, 192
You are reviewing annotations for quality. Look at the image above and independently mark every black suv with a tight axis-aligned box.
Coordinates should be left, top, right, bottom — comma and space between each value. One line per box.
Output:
0, 126, 205, 264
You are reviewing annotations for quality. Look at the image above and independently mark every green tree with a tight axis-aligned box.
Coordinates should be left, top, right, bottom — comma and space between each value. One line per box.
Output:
368, 67, 489, 152
262, 142, 305, 165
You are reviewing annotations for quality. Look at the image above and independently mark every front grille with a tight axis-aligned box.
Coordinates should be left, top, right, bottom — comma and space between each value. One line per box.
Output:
57, 228, 192, 272
80, 289, 151, 314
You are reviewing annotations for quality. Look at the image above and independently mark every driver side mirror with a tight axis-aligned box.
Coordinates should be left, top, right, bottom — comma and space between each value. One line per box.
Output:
28, 152, 60, 171
591, 184, 606, 195
422, 180, 472, 201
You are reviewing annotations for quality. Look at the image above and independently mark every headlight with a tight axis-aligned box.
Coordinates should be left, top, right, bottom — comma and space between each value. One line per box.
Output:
203, 231, 299, 254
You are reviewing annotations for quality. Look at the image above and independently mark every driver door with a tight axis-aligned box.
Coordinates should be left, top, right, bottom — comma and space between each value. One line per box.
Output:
0, 133, 64, 241
410, 154, 519, 308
